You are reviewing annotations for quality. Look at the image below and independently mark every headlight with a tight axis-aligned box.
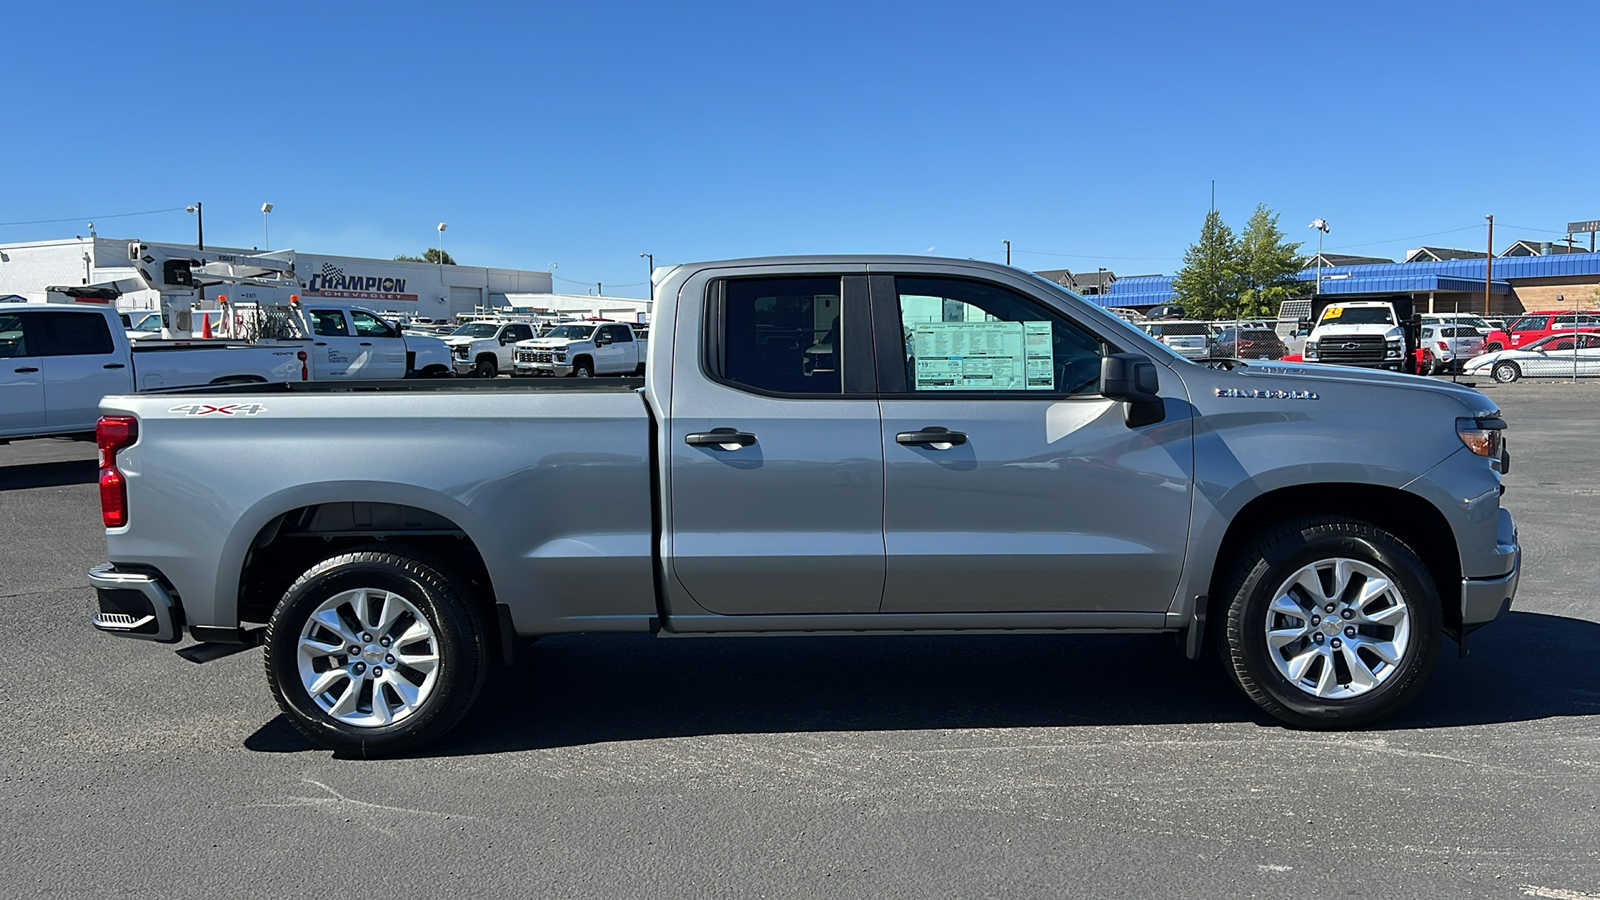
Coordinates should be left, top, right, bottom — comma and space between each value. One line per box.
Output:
556, 351, 567, 362
1304, 344, 1319, 360
1386, 339, 1402, 359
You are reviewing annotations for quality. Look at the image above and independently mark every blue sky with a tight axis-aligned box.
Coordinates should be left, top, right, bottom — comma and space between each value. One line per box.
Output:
4, 1, 1594, 299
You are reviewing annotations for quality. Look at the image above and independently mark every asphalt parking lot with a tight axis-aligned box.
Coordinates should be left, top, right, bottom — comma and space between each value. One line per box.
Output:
2, 381, 1596, 899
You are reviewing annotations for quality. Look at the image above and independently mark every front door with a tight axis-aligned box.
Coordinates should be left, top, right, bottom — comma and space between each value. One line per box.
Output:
348, 309, 407, 378
872, 273, 1193, 614
0, 311, 44, 437
37, 311, 127, 430
667, 273, 884, 616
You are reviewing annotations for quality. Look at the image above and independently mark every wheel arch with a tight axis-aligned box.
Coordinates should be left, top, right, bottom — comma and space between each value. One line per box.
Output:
1200, 482, 1463, 651
221, 484, 504, 648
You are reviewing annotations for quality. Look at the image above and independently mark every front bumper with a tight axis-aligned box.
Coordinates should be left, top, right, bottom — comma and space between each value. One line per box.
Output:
89, 564, 182, 643
1461, 507, 1520, 631
515, 363, 573, 376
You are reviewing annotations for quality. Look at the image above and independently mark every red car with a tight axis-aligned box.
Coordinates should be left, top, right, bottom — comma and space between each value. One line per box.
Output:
1483, 311, 1600, 352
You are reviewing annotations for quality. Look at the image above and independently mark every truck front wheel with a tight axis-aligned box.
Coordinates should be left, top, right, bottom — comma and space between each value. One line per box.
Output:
264, 548, 488, 755
1218, 517, 1440, 729
473, 356, 498, 379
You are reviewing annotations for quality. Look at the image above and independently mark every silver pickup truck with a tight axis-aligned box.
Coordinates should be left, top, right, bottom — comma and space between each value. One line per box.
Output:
88, 256, 1520, 754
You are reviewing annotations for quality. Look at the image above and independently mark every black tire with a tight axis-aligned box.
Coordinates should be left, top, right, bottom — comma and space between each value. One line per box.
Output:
264, 548, 489, 755
473, 356, 498, 379
420, 364, 452, 378
1492, 361, 1521, 384
570, 358, 593, 378
1218, 517, 1441, 729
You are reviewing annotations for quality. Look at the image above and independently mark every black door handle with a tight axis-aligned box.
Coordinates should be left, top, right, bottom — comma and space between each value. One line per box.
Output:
360, 342, 372, 346
685, 428, 756, 449
315, 342, 328, 346
14, 366, 39, 373
896, 426, 968, 447
103, 363, 126, 369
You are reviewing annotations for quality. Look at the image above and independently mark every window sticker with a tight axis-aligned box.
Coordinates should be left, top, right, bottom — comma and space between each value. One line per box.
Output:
911, 321, 1054, 391
1321, 307, 1343, 320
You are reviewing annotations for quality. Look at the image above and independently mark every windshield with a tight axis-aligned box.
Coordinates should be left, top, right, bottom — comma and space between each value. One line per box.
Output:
127, 313, 162, 332
1321, 307, 1394, 326
1026, 274, 1191, 364
543, 325, 595, 340
451, 323, 501, 338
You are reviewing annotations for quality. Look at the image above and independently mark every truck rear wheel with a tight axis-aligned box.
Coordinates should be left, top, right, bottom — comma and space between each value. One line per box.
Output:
1218, 517, 1440, 729
264, 548, 488, 755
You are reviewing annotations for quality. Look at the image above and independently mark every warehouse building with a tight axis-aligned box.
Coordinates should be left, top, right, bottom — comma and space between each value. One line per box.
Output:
0, 236, 553, 320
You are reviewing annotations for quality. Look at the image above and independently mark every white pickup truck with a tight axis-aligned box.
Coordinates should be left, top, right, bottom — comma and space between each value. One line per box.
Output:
442, 320, 538, 378
1, 302, 451, 441
513, 322, 647, 377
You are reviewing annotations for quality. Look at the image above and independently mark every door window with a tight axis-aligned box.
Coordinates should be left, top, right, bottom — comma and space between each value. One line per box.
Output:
1508, 317, 1542, 333
504, 324, 534, 342
603, 325, 632, 343
349, 310, 395, 337
893, 277, 1106, 395
309, 310, 350, 336
716, 277, 843, 395
0, 313, 31, 357
35, 311, 114, 356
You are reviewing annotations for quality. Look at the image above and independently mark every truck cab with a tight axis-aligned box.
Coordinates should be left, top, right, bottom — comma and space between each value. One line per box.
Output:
302, 304, 452, 379
443, 320, 537, 378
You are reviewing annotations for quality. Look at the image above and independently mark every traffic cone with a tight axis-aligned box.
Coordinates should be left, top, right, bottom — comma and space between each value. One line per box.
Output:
201, 313, 212, 339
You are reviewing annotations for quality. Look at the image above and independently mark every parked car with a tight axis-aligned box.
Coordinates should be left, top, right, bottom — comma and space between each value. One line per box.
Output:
1462, 332, 1600, 382
1482, 311, 1600, 352
1419, 325, 1486, 375
1421, 313, 1494, 335
89, 255, 1518, 754
1211, 326, 1287, 360
1139, 320, 1214, 359
444, 320, 538, 378
513, 322, 646, 377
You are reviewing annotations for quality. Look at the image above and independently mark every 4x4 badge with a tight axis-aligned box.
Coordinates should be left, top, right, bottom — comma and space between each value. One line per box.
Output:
168, 403, 268, 416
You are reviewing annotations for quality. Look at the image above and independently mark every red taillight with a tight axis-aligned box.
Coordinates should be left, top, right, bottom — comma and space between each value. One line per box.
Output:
96, 415, 137, 528
1437, 341, 1449, 352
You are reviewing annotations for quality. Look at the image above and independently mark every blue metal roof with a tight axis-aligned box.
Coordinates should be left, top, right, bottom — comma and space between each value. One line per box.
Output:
1313, 274, 1511, 296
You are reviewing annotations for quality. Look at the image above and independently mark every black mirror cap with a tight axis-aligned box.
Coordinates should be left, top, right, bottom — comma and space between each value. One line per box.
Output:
1101, 352, 1160, 404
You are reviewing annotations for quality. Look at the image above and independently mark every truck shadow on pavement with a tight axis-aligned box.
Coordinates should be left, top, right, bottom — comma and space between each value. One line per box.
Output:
0, 459, 98, 491
245, 610, 1599, 756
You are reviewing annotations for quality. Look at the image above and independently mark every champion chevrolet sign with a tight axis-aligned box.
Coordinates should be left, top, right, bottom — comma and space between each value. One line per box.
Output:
304, 262, 419, 302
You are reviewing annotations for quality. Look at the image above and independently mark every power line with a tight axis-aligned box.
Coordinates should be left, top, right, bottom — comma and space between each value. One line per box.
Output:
0, 206, 187, 228
1324, 223, 1483, 251
1017, 248, 1182, 262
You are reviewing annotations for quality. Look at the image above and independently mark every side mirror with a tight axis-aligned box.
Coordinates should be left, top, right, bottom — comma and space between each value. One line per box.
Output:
1101, 353, 1160, 404
596, 335, 613, 346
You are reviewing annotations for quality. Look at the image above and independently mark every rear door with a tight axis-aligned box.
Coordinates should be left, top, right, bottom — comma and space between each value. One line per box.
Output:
667, 271, 884, 616
871, 272, 1193, 614
308, 308, 357, 377
0, 311, 45, 436
37, 310, 128, 429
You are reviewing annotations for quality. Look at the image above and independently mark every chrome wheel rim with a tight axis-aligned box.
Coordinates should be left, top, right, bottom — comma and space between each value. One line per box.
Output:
1493, 363, 1517, 383
1264, 558, 1411, 699
575, 367, 591, 378
297, 588, 441, 727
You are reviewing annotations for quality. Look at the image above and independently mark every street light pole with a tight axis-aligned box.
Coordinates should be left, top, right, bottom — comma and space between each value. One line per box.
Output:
1003, 240, 1011, 265
186, 202, 204, 250
1308, 219, 1330, 296
436, 222, 448, 264
261, 203, 273, 250
1484, 214, 1494, 316
640, 253, 654, 302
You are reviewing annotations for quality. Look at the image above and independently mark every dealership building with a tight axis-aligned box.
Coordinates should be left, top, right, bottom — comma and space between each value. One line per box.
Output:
0, 236, 554, 320
1083, 245, 1600, 317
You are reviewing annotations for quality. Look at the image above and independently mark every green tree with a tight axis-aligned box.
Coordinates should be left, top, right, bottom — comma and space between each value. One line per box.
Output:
1170, 209, 1241, 320
1234, 204, 1306, 319
394, 248, 456, 265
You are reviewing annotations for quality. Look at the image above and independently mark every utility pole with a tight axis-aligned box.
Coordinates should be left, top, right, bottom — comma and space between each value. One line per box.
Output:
640, 253, 653, 302
1003, 240, 1010, 265
1484, 214, 1494, 316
